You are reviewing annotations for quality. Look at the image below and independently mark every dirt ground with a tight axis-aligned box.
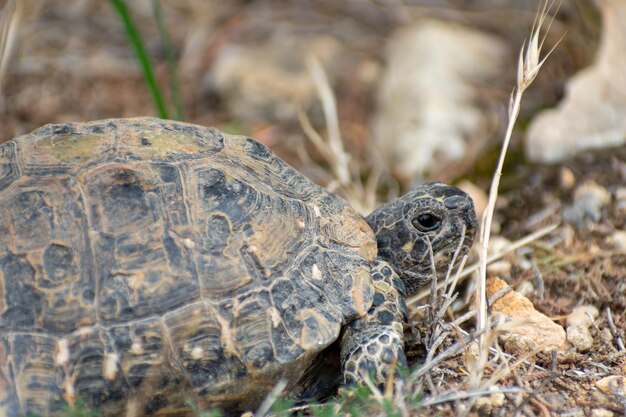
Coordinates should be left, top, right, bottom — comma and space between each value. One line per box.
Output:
487, 146, 626, 416
1, 1, 624, 416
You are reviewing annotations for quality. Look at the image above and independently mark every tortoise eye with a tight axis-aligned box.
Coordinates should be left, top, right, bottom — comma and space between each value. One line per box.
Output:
412, 213, 442, 232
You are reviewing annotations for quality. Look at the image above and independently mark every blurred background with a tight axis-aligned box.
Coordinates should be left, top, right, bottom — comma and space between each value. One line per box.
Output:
0, 0, 603, 204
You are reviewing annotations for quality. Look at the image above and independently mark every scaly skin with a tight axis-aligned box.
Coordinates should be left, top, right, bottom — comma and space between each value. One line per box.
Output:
339, 182, 477, 386
341, 260, 408, 385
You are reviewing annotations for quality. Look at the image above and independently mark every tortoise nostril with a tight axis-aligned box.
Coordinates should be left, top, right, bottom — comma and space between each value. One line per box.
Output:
444, 195, 466, 209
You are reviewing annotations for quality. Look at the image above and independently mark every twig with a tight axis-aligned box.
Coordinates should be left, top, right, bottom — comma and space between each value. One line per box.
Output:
447, 254, 469, 300
255, 379, 288, 417
307, 56, 351, 188
408, 223, 558, 306
606, 307, 625, 351
362, 374, 385, 403
301, 57, 381, 214
532, 264, 545, 301
411, 328, 487, 380
513, 351, 558, 416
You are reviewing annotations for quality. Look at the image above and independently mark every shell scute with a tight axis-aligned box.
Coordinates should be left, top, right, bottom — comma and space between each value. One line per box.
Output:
0, 141, 20, 192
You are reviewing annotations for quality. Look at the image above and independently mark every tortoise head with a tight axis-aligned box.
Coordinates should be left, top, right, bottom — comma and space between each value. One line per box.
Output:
366, 182, 477, 295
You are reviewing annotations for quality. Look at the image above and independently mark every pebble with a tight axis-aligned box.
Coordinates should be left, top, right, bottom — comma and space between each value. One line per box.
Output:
566, 305, 599, 351
487, 277, 568, 353
473, 386, 505, 416
596, 375, 626, 396
562, 181, 611, 227
567, 305, 599, 328
516, 281, 535, 298
487, 260, 511, 277
606, 230, 626, 252
591, 409, 614, 417
488, 236, 512, 256
566, 327, 594, 352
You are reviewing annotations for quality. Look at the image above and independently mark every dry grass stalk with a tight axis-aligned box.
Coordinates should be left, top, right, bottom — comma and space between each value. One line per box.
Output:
472, 0, 561, 388
408, 222, 558, 306
0, 0, 22, 105
300, 55, 381, 214
255, 379, 287, 417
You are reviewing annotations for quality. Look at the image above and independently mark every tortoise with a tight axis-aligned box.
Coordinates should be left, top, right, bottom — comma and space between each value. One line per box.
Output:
0, 118, 476, 416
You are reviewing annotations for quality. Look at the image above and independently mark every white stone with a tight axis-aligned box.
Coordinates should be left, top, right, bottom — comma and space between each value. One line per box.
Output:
591, 409, 614, 417
567, 326, 594, 351
606, 230, 626, 252
372, 19, 506, 180
596, 375, 626, 396
566, 305, 599, 351
567, 305, 599, 327
207, 34, 342, 124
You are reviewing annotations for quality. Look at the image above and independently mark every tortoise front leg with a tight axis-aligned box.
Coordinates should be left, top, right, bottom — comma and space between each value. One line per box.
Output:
340, 259, 409, 386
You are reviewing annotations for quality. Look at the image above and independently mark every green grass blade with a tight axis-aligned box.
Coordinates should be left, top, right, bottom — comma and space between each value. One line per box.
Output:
110, 0, 169, 119
151, 0, 183, 120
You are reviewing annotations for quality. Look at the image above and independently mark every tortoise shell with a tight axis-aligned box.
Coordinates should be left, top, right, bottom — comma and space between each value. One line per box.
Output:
0, 118, 377, 416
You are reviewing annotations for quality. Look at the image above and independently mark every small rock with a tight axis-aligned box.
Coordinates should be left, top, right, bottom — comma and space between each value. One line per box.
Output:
567, 305, 599, 328
488, 386, 505, 408
596, 375, 626, 396
473, 386, 504, 416
487, 277, 568, 353
488, 236, 512, 257
543, 392, 569, 409
487, 260, 511, 277
575, 181, 612, 206
503, 334, 539, 355
567, 327, 594, 352
207, 34, 343, 124
591, 409, 614, 417
516, 281, 535, 298
474, 397, 491, 416
606, 230, 626, 252
600, 328, 614, 347
562, 181, 611, 227
566, 305, 599, 351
